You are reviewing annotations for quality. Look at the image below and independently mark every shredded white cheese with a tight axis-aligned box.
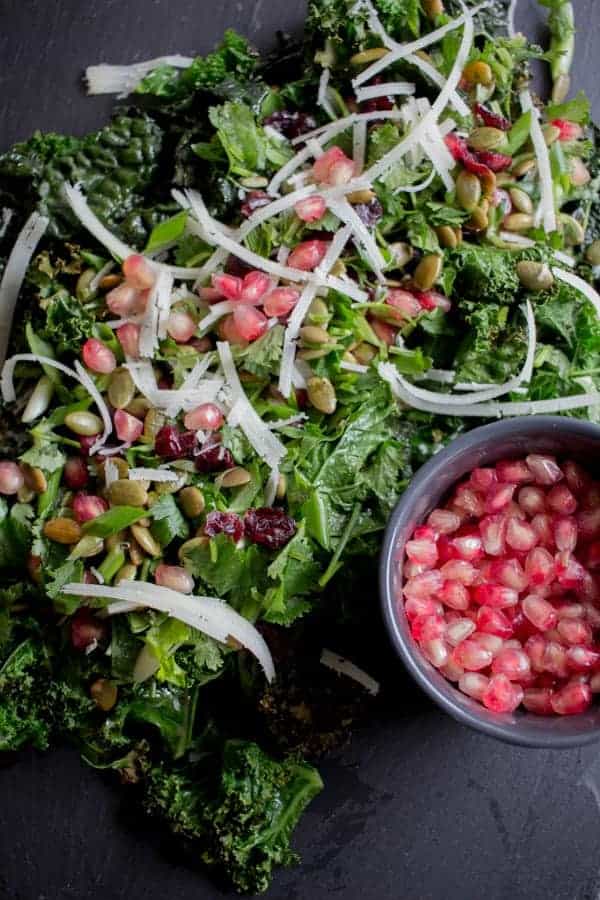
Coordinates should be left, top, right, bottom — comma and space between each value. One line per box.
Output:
86, 55, 194, 97
317, 67, 337, 119
553, 267, 600, 318
519, 90, 557, 233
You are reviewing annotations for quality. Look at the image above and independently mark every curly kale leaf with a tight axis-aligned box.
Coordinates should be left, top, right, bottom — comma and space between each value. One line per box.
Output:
144, 740, 323, 894
449, 244, 522, 306
454, 302, 527, 385
0, 499, 32, 573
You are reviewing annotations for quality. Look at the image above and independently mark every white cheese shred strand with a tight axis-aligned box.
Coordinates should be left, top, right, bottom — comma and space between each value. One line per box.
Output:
317, 68, 337, 119
86, 55, 194, 97
354, 81, 415, 102
519, 90, 557, 233
553, 267, 600, 318
61, 581, 275, 682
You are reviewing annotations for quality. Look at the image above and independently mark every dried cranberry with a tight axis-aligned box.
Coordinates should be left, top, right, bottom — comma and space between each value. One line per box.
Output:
225, 255, 253, 278
71, 607, 108, 652
205, 510, 244, 542
241, 190, 271, 218
155, 425, 196, 460
474, 103, 511, 131
354, 198, 384, 227
244, 507, 297, 550
194, 442, 235, 473
264, 110, 317, 140
79, 435, 96, 457
477, 150, 513, 172
444, 134, 493, 179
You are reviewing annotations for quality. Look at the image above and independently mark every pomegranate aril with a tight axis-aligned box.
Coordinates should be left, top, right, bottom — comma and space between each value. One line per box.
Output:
116, 323, 141, 358
439, 559, 477, 585
584, 540, 600, 570
287, 240, 329, 271
445, 618, 476, 646
421, 638, 449, 668
526, 453, 563, 486
473, 584, 519, 609
491, 647, 531, 680
82, 338, 116, 375
524, 547, 555, 588
454, 485, 485, 517
555, 551, 587, 589
183, 402, 224, 432
506, 517, 538, 552
522, 687, 554, 715
482, 674, 524, 713
550, 681, 592, 715
212, 273, 243, 300
489, 557, 528, 591
114, 409, 143, 443
553, 516, 577, 552
440, 658, 465, 682
413, 525, 437, 541
459, 672, 489, 701
233, 304, 268, 342
295, 195, 327, 222
70, 607, 108, 652
547, 483, 577, 515
485, 482, 516, 513
403, 569, 443, 600
590, 671, 600, 693
496, 459, 532, 484
72, 493, 108, 524
167, 310, 196, 343
562, 460, 591, 495
452, 639, 493, 671
154, 563, 194, 594
451, 533, 484, 561
566, 645, 600, 671
576, 507, 600, 540
240, 270, 271, 304
403, 559, 428, 578
369, 317, 397, 346
471, 633, 504, 656
106, 283, 146, 316
412, 613, 447, 642
517, 485, 546, 517
122, 254, 155, 290
312, 146, 348, 183
405, 538, 438, 567
521, 594, 558, 631
476, 606, 513, 638
531, 513, 554, 546
64, 456, 89, 490
404, 596, 444, 620
543, 641, 570, 678
0, 462, 23, 495
524, 634, 547, 671
262, 287, 300, 317
427, 508, 461, 534
479, 514, 506, 556
556, 617, 593, 645
469, 467, 497, 492
556, 601, 585, 619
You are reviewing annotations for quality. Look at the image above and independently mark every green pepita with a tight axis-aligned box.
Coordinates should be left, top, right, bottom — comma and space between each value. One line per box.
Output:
178, 536, 209, 562
462, 60, 493, 86
300, 325, 330, 345
179, 486, 205, 518
64, 411, 103, 436
560, 214, 585, 246
108, 368, 135, 409
468, 127, 507, 152
76, 268, 97, 301
115, 563, 138, 584
307, 376, 337, 414
503, 212, 534, 232
414, 255, 442, 291
216, 467, 252, 489
435, 225, 459, 249
69, 535, 105, 560
542, 124, 561, 147
586, 240, 600, 267
456, 170, 482, 212
350, 47, 389, 65
509, 187, 533, 215
108, 479, 148, 507
516, 260, 554, 292
144, 408, 166, 442
130, 524, 161, 557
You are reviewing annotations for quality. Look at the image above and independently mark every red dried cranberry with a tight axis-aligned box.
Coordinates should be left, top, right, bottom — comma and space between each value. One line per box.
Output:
354, 198, 384, 227
474, 103, 511, 131
244, 507, 297, 549
71, 607, 108, 652
155, 425, 196, 460
241, 190, 271, 218
476, 150, 513, 172
205, 510, 244, 542
444, 134, 493, 179
79, 435, 97, 456
194, 442, 235, 473
264, 110, 317, 140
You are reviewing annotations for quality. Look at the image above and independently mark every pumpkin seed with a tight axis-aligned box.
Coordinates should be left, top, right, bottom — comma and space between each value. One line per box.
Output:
179, 486, 205, 518
144, 408, 166, 442
414, 254, 442, 291
240, 175, 268, 188
512, 157, 537, 177
108, 479, 148, 507
329, 259, 346, 278
479, 169, 497, 198
542, 124, 561, 147
128, 540, 144, 566
64, 410, 103, 436
586, 240, 600, 266
108, 368, 135, 409
467, 206, 489, 232
495, 172, 514, 186
350, 47, 389, 65
307, 297, 329, 324
456, 170, 482, 211
216, 466, 252, 489
462, 60, 493, 86
90, 678, 118, 712
276, 473, 287, 500
300, 325, 331, 345
105, 531, 125, 552
297, 348, 331, 360
21, 464, 47, 494
43, 517, 81, 544
17, 485, 35, 503
178, 535, 209, 562
509, 187, 533, 214
560, 214, 585, 246
346, 188, 376, 204
503, 212, 534, 232
468, 127, 507, 152
516, 260, 554, 292
76, 268, 96, 301
389, 241, 413, 268
115, 563, 137, 584
422, 0, 443, 17
21, 375, 54, 423
98, 273, 122, 291
435, 225, 459, 249
125, 397, 151, 418
69, 535, 105, 559
307, 376, 337, 414
552, 73, 570, 104
354, 342, 377, 364
130, 524, 161, 557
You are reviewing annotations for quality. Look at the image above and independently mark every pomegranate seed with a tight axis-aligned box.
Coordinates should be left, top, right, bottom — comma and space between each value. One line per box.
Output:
525, 635, 547, 671
64, 456, 89, 490
459, 672, 489, 701
445, 618, 476, 646
212, 273, 243, 300
524, 546, 555, 587
369, 316, 398, 345
556, 617, 593, 645
439, 559, 477, 585
555, 551, 587, 589
552, 118, 583, 141
238, 270, 271, 305
328, 158, 356, 185
454, 485, 485, 517
262, 287, 300, 317
452, 532, 484, 561
287, 240, 330, 271
482, 674, 524, 713
106, 283, 146, 316
566, 645, 600, 671
183, 403, 224, 432
167, 310, 196, 343
312, 146, 348, 183
0, 461, 23, 495
123, 254, 156, 290
521, 594, 558, 631
440, 658, 465, 682
556, 601, 585, 619
70, 607, 108, 652
72, 493, 108, 524
590, 671, 600, 693
452, 639, 493, 671
496, 459, 533, 484
421, 638, 449, 668
479, 514, 506, 556
550, 681, 592, 715
517, 486, 546, 516
412, 289, 451, 312
116, 323, 141, 358
505, 501, 527, 520
476, 607, 513, 638
413, 525, 437, 541
403, 559, 428, 578
240, 190, 271, 218
489, 557, 528, 591
576, 507, 600, 540
505, 517, 538, 552
294, 195, 327, 222
522, 688, 554, 715
526, 453, 563, 486
471, 633, 504, 656
403, 570, 443, 600
114, 409, 143, 443
553, 516, 578, 552
543, 641, 570, 678
232, 304, 268, 342
82, 338, 116, 375
404, 595, 444, 620
405, 538, 438, 567
546, 484, 577, 515
154, 563, 194, 594
411, 613, 446, 642
197, 286, 223, 303
492, 647, 531, 680
531, 513, 554, 546
439, 581, 470, 611
562, 460, 591, 494
485, 482, 516, 513
470, 468, 498, 491
584, 602, 600, 627
218, 314, 247, 346
473, 584, 519, 609
385, 289, 422, 322
584, 541, 600, 570
583, 483, 600, 509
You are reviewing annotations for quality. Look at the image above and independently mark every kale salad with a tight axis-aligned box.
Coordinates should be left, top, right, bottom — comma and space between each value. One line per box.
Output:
0, 0, 599, 892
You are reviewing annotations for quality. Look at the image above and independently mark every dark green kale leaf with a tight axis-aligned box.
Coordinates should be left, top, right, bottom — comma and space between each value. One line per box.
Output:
0, 499, 32, 573
144, 739, 323, 894
454, 302, 526, 384
449, 244, 522, 306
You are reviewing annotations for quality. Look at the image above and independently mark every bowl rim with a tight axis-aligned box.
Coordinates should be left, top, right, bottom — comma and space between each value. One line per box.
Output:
379, 415, 600, 749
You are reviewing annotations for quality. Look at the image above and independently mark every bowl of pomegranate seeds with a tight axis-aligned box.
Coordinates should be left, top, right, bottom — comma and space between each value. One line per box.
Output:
380, 416, 600, 747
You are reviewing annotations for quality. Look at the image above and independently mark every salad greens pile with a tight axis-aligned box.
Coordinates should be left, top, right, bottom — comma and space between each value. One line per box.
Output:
0, 0, 599, 892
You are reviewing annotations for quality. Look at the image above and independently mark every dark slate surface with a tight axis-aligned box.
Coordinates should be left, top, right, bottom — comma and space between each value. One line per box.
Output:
1, 2, 600, 898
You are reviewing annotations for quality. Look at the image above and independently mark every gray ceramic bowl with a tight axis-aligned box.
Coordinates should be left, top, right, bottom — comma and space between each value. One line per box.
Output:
380, 416, 600, 748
